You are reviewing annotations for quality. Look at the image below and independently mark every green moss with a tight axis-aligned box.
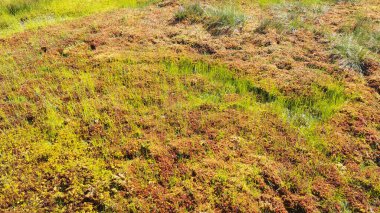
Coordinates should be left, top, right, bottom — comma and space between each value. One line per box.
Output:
0, 0, 155, 37
0, 48, 356, 211
164, 58, 275, 104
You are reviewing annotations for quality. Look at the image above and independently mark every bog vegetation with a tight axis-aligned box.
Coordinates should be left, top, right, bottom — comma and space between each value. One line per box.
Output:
0, 0, 379, 212
0, 0, 155, 37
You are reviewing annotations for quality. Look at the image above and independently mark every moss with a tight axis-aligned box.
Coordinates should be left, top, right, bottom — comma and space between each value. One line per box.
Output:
0, 0, 378, 209
0, 0, 154, 37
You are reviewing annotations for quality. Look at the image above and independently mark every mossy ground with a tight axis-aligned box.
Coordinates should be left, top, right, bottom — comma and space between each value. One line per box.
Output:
0, 0, 157, 37
0, 0, 379, 212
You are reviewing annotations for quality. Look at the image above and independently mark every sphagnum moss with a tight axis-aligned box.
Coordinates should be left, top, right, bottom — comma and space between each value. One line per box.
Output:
0, 0, 155, 37
0, 0, 379, 212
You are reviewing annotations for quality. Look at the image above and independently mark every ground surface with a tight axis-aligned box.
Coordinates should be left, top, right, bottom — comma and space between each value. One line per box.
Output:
0, 0, 379, 212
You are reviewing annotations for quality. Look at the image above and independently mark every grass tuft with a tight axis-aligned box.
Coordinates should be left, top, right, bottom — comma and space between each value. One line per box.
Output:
205, 5, 247, 35
333, 16, 380, 74
175, 3, 204, 23
174, 3, 246, 35
332, 34, 369, 74
255, 2, 328, 34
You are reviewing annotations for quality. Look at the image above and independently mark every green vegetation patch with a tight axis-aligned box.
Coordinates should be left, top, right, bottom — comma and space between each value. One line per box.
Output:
0, 0, 156, 37
164, 58, 348, 154
280, 83, 346, 123
0, 49, 350, 211
163, 58, 276, 104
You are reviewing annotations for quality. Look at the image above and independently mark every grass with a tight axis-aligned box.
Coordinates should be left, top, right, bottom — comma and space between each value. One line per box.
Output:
164, 59, 275, 103
254, 0, 342, 7
332, 15, 380, 74
279, 83, 346, 123
0, 0, 156, 37
175, 3, 247, 35
204, 5, 247, 35
332, 34, 370, 73
274, 83, 347, 152
175, 3, 204, 23
255, 1, 329, 34
352, 17, 380, 54
253, 1, 378, 74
